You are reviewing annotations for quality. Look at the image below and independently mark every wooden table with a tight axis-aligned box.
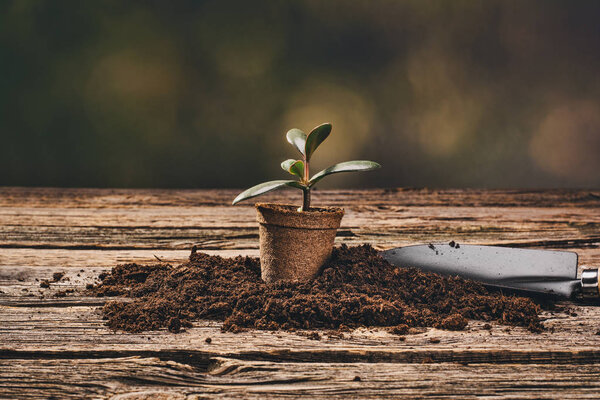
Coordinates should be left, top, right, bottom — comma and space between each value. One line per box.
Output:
1, 187, 600, 399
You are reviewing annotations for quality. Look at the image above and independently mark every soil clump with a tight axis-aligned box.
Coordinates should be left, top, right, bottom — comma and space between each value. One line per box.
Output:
88, 245, 546, 334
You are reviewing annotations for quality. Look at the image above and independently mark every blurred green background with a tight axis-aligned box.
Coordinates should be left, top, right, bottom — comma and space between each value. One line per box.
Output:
1, 0, 599, 189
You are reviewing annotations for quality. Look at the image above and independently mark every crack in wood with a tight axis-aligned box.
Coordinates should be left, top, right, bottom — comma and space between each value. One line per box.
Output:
0, 350, 214, 370
4, 348, 600, 366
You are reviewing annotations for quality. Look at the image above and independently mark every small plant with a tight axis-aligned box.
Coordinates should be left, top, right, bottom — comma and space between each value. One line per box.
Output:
233, 123, 381, 211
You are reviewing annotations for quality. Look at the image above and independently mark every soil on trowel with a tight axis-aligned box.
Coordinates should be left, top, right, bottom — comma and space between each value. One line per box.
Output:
88, 245, 546, 334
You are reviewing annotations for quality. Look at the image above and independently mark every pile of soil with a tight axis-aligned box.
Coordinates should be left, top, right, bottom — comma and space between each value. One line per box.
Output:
89, 245, 545, 334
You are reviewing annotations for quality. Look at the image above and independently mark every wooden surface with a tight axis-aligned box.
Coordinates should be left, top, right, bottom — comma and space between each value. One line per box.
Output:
1, 187, 600, 399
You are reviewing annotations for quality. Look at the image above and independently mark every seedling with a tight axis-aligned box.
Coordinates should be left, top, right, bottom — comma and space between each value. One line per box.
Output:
232, 123, 381, 211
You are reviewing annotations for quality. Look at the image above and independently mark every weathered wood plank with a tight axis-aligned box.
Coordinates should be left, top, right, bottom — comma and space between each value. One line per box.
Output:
1, 299, 599, 357
1, 206, 599, 250
2, 357, 600, 399
1, 194, 599, 266
2, 187, 599, 208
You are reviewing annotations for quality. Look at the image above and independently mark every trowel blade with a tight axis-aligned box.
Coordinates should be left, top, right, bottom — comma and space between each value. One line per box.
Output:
380, 244, 580, 297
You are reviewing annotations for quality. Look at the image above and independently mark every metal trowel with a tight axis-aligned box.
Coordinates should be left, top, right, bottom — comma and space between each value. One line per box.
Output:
381, 243, 599, 300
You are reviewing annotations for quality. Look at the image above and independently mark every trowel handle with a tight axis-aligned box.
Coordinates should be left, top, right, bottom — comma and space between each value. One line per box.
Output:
581, 268, 600, 299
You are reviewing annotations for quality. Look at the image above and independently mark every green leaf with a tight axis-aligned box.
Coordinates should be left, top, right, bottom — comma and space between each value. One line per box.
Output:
308, 160, 381, 187
232, 180, 304, 205
281, 159, 305, 179
305, 123, 331, 161
286, 128, 306, 156
281, 159, 295, 172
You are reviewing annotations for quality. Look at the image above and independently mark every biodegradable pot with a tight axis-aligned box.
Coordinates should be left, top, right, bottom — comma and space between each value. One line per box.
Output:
255, 203, 344, 283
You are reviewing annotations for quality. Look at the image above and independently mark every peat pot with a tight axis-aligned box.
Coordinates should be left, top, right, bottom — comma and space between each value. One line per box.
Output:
255, 203, 344, 283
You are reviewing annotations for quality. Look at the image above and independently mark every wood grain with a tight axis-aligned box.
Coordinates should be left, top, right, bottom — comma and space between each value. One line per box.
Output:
1, 187, 600, 399
4, 358, 600, 399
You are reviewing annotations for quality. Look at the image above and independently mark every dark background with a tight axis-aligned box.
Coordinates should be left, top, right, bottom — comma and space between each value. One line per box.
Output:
2, 0, 599, 189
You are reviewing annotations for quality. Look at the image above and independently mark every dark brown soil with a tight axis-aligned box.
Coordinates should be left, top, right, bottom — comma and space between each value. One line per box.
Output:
52, 272, 65, 282
88, 245, 546, 334
54, 289, 75, 298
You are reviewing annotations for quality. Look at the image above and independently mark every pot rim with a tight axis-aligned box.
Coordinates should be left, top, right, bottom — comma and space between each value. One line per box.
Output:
255, 202, 344, 215
255, 202, 344, 229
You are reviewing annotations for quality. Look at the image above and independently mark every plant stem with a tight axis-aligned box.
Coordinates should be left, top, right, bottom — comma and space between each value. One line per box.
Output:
304, 157, 309, 182
302, 187, 311, 211
300, 156, 310, 211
